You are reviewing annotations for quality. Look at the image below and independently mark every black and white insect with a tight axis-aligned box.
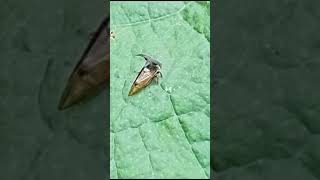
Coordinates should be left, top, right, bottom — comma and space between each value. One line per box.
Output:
128, 54, 162, 96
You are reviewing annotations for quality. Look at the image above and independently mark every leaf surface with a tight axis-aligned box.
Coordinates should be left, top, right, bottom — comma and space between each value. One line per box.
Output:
110, 1, 210, 179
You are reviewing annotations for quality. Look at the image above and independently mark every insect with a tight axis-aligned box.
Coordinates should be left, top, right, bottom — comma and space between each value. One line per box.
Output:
58, 17, 109, 110
128, 54, 162, 96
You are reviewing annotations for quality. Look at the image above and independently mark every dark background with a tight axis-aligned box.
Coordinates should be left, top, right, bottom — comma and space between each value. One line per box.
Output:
213, 0, 320, 179
0, 0, 108, 179
1, 0, 320, 179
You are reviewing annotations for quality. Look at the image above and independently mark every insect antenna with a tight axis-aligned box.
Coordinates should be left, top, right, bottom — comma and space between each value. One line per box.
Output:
136, 54, 150, 61
136, 54, 162, 67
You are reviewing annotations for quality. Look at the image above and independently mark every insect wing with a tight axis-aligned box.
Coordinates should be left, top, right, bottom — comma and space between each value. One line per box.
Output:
128, 67, 157, 96
58, 17, 109, 110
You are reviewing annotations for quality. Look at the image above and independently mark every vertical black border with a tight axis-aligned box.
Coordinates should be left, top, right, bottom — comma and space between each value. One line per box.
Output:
106, 0, 111, 178
210, 0, 215, 179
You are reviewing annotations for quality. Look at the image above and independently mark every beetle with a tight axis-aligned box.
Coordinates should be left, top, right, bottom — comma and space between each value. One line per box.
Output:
128, 54, 162, 96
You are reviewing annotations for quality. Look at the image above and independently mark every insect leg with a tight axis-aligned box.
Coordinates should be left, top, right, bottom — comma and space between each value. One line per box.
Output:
154, 71, 162, 85
156, 71, 163, 78
155, 76, 159, 84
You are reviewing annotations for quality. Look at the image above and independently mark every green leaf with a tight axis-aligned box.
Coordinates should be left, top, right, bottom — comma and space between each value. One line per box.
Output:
110, 1, 210, 179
